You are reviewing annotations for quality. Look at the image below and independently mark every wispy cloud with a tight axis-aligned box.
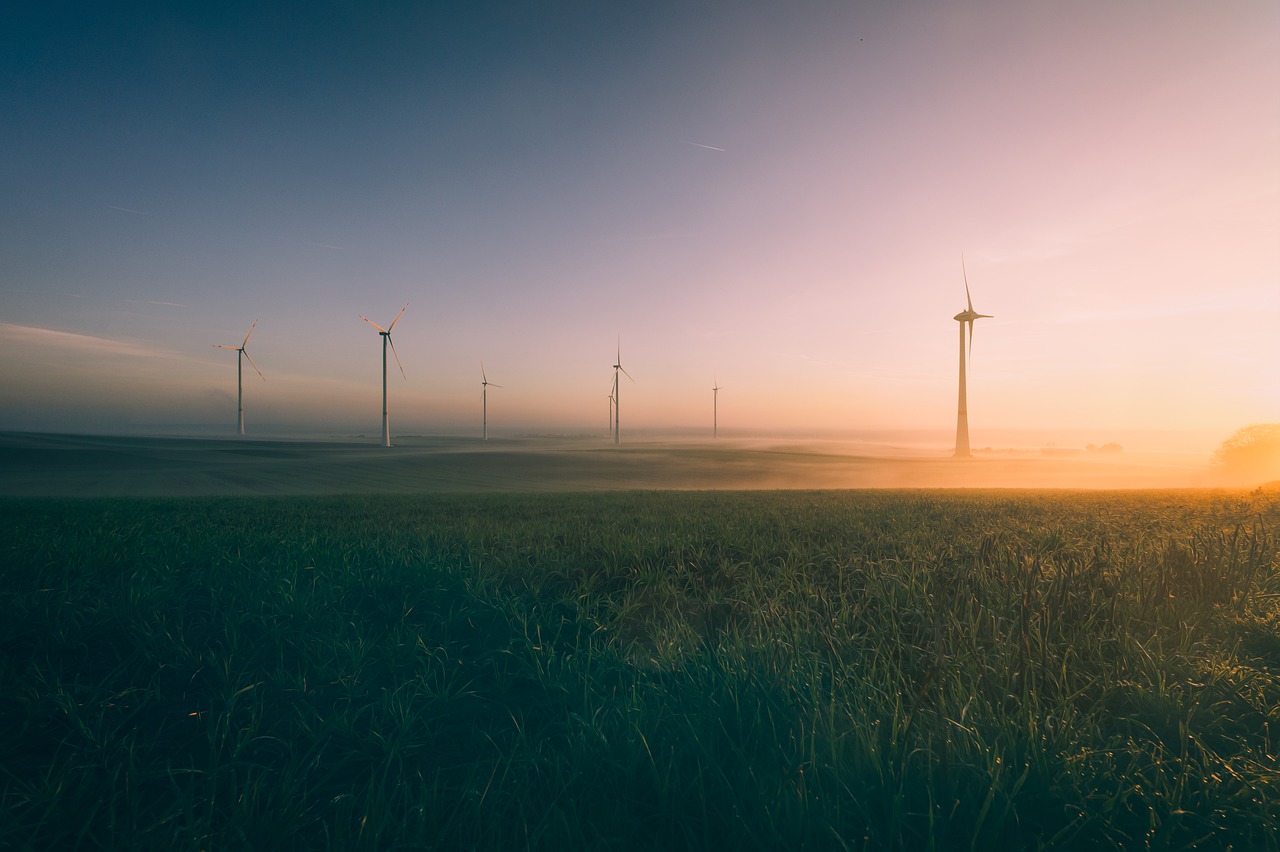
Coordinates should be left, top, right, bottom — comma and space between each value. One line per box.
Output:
128, 299, 188, 308
0, 323, 172, 359
106, 205, 154, 216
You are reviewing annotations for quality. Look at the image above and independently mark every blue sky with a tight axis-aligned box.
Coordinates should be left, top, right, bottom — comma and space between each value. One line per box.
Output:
2, 1, 1277, 451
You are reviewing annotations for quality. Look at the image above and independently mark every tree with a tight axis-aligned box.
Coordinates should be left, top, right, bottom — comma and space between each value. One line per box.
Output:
1212, 424, 1280, 484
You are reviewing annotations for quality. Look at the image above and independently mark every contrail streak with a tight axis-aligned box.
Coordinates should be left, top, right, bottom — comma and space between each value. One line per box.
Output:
682, 141, 726, 152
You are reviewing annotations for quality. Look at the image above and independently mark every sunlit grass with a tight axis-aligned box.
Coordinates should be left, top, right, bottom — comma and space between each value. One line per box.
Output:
2, 490, 1278, 849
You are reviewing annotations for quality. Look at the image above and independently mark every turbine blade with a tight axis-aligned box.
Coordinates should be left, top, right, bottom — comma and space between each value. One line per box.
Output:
360, 315, 389, 333
490, 383, 503, 389
962, 256, 974, 313
481, 362, 487, 384
213, 344, 237, 350
620, 366, 635, 382
242, 319, 258, 347
243, 349, 266, 381
967, 319, 975, 365
388, 335, 406, 379
387, 302, 408, 332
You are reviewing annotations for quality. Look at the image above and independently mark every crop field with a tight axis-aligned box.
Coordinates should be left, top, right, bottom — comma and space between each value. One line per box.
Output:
3, 488, 1279, 850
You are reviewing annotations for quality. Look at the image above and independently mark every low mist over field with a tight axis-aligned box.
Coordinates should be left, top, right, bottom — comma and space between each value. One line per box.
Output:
0, 431, 1237, 498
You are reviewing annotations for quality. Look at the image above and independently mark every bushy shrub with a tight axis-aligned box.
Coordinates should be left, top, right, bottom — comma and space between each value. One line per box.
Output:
1213, 423, 1280, 483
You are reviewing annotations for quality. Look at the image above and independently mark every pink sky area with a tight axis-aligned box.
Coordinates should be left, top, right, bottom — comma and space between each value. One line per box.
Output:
1, 2, 1276, 456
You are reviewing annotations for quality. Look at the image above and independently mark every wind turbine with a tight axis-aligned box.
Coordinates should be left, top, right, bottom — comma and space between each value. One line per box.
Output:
712, 378, 722, 439
481, 364, 502, 440
359, 303, 407, 448
607, 389, 615, 436
953, 259, 992, 458
612, 340, 634, 445
212, 320, 265, 435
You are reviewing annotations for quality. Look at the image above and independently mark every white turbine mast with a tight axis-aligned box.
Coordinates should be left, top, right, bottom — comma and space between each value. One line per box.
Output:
212, 319, 265, 435
953, 257, 992, 458
359, 303, 408, 448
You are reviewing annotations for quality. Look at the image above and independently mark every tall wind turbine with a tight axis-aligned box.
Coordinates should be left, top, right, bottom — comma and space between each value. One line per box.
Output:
612, 340, 634, 445
212, 320, 265, 435
481, 364, 502, 440
953, 260, 992, 458
712, 378, 722, 439
359, 303, 407, 448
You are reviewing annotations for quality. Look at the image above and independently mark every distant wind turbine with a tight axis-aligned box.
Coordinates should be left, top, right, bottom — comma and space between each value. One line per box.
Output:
712, 378, 722, 439
212, 320, 265, 435
359, 303, 407, 448
481, 364, 502, 440
607, 389, 615, 436
953, 259, 992, 458
612, 340, 634, 445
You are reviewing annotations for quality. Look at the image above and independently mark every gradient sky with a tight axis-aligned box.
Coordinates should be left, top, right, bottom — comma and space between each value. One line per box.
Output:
2, 1, 1277, 452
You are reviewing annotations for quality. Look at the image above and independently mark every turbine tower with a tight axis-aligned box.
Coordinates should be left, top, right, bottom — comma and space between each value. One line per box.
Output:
213, 320, 265, 435
359, 303, 407, 448
953, 260, 992, 458
612, 340, 634, 445
712, 378, 722, 439
481, 364, 502, 440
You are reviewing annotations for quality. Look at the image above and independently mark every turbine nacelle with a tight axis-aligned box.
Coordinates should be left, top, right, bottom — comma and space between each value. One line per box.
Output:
212, 319, 266, 381
613, 339, 634, 382
360, 303, 408, 379
956, 258, 992, 361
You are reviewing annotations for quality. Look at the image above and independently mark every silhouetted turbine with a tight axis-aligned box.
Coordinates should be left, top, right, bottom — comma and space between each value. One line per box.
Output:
481, 364, 502, 440
712, 378, 722, 439
612, 340, 634, 445
213, 320, 265, 435
954, 259, 992, 458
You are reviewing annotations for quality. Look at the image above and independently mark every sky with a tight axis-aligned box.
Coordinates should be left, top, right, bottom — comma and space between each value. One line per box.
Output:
2, 0, 1277, 454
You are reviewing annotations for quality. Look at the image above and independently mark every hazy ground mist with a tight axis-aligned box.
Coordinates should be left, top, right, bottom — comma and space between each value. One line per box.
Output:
0, 432, 1226, 497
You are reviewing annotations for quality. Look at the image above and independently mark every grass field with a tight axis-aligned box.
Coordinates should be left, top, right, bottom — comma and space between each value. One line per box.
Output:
3, 487, 1279, 850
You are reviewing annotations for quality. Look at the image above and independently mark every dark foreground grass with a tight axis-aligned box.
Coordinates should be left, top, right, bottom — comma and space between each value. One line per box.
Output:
2, 489, 1279, 850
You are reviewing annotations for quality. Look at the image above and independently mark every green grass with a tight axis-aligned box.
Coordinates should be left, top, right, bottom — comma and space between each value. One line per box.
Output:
2, 489, 1279, 850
